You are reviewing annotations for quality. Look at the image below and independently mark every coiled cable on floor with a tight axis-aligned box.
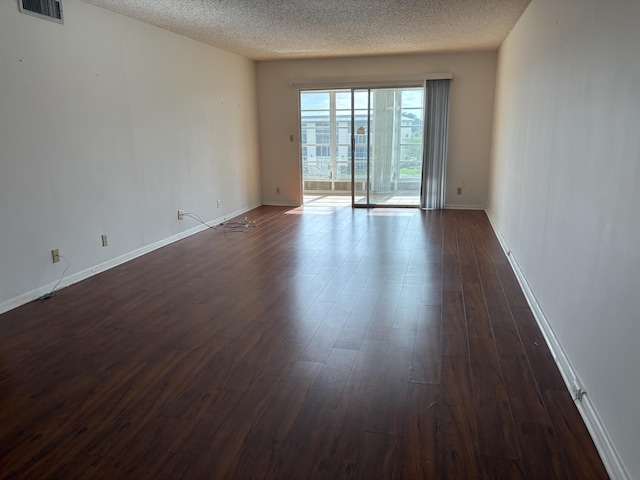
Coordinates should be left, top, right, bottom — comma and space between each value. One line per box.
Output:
221, 217, 255, 233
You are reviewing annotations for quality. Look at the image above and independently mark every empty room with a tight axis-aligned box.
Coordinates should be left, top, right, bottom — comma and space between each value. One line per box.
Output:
0, 0, 638, 478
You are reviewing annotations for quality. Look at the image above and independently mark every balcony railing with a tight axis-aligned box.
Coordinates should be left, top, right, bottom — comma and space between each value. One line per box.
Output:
302, 157, 421, 194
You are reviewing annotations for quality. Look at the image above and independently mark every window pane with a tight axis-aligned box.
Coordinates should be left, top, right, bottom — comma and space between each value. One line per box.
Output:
336, 161, 351, 178
400, 144, 422, 164
300, 92, 330, 110
335, 126, 351, 143
401, 126, 422, 141
335, 91, 352, 110
301, 111, 330, 122
353, 91, 370, 110
401, 89, 423, 109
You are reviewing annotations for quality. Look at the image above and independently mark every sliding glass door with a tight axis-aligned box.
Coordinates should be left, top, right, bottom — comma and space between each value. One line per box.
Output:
300, 86, 424, 207
352, 87, 424, 207
300, 90, 354, 204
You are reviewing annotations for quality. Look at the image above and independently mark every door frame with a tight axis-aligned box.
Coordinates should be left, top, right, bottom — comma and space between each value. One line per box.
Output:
298, 84, 424, 209
350, 85, 424, 209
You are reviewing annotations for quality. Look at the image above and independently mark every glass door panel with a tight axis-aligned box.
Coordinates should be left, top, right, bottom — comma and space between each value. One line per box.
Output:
352, 90, 370, 205
300, 89, 353, 204
351, 87, 424, 207
334, 90, 352, 195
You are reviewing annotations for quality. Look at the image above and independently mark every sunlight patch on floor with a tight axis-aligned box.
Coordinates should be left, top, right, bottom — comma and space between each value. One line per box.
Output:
285, 207, 341, 215
284, 195, 353, 214
368, 208, 418, 217
289, 195, 421, 215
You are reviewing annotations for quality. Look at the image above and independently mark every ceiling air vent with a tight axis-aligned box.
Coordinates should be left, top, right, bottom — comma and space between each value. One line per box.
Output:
18, 0, 63, 24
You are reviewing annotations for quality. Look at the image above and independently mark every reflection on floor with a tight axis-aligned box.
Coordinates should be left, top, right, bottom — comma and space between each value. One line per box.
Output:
302, 194, 421, 211
303, 195, 355, 207
367, 208, 417, 217
292, 195, 421, 216
285, 195, 353, 215
354, 194, 420, 206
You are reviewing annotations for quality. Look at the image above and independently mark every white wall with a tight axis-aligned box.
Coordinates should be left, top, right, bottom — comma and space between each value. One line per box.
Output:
488, 0, 640, 477
256, 52, 497, 208
0, 0, 261, 311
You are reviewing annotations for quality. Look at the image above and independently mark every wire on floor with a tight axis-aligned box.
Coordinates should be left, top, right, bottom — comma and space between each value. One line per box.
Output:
182, 212, 217, 230
37, 255, 70, 300
182, 211, 256, 233
221, 217, 256, 233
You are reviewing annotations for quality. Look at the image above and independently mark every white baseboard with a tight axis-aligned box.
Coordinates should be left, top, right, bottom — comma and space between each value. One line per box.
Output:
485, 210, 629, 480
261, 201, 299, 207
0, 204, 260, 316
262, 202, 485, 210
445, 203, 485, 210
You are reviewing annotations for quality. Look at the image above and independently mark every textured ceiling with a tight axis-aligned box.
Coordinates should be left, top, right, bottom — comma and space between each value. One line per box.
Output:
82, 0, 531, 61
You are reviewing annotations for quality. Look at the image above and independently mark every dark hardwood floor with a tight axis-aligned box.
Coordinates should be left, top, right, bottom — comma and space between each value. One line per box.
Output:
0, 206, 609, 479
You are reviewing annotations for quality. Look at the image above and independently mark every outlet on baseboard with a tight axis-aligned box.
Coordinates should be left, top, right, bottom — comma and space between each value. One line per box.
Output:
51, 249, 60, 263
217, 199, 222, 208
276, 187, 280, 194
457, 187, 462, 195
178, 210, 184, 220
571, 378, 586, 401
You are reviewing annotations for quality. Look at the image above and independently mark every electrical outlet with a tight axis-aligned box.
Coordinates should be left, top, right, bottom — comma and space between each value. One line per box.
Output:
178, 210, 184, 220
101, 234, 108, 247
51, 249, 60, 263
571, 378, 585, 401
289, 135, 294, 142
217, 199, 222, 208
276, 187, 280, 194
457, 187, 462, 195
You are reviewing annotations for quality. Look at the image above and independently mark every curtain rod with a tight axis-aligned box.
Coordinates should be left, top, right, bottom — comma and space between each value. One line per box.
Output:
288, 72, 453, 87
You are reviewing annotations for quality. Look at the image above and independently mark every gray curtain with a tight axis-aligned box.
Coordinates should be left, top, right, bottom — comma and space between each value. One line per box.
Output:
420, 79, 451, 209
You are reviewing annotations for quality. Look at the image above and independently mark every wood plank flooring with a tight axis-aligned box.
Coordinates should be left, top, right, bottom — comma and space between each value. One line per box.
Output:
0, 206, 609, 479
